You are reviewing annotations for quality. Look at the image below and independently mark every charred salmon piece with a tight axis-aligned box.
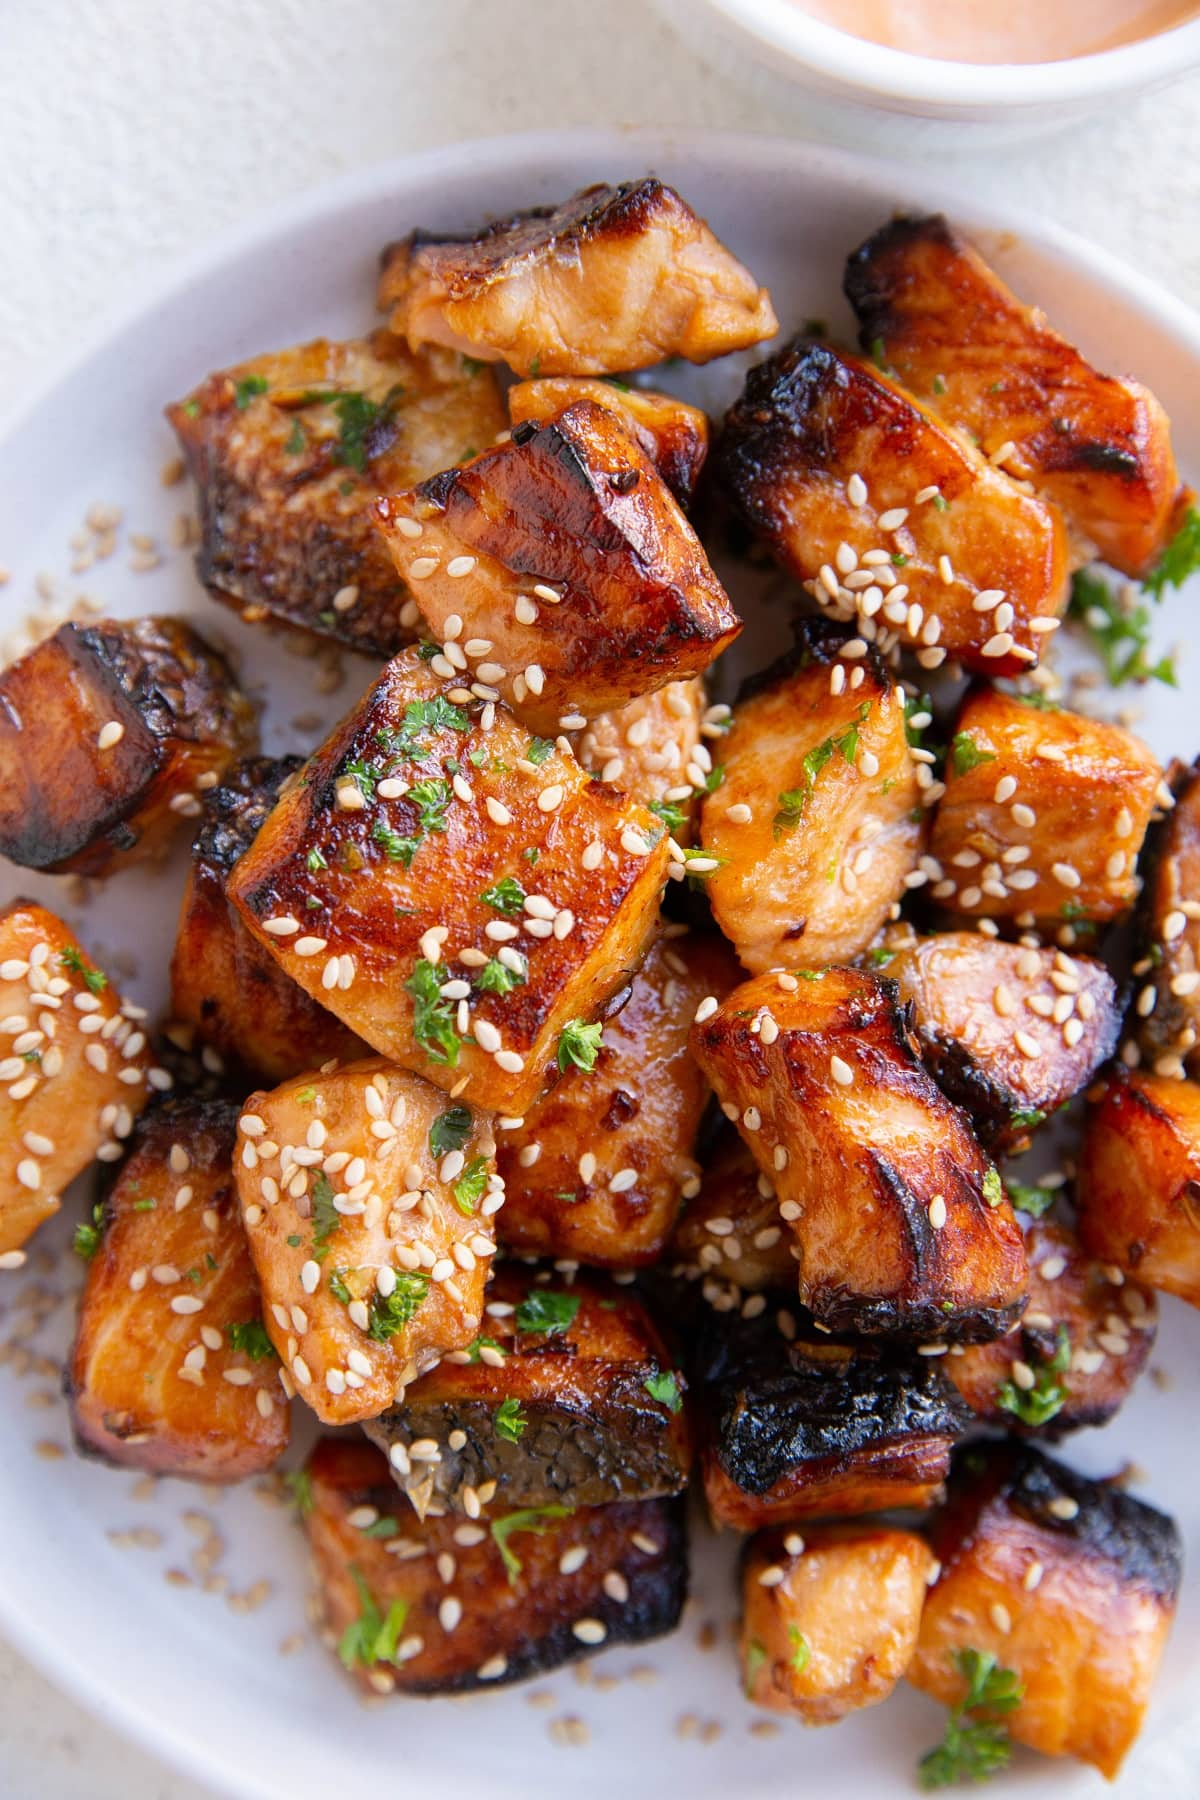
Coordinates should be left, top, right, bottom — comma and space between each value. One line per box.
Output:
495, 929, 738, 1268
225, 647, 668, 1116
168, 756, 367, 1085
946, 1216, 1156, 1435
844, 213, 1189, 578
167, 330, 505, 655
886, 931, 1119, 1153
668, 1130, 796, 1295
929, 686, 1162, 926
1131, 757, 1200, 1080
363, 1265, 691, 1515
695, 1306, 970, 1530
690, 966, 1028, 1342
304, 1436, 686, 1694
1076, 1068, 1200, 1309
375, 400, 740, 736
572, 680, 706, 836
507, 377, 710, 507
910, 1441, 1183, 1778
0, 616, 256, 877
715, 337, 1069, 677
701, 624, 923, 975
68, 1097, 288, 1479
0, 902, 157, 1260
377, 178, 777, 377
742, 1523, 934, 1724
233, 1059, 499, 1426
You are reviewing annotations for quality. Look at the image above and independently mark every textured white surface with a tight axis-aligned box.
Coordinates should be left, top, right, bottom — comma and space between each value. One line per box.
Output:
1, 5, 1199, 1797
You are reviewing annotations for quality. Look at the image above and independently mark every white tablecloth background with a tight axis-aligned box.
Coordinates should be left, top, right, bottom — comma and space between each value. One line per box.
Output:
1, 2, 1198, 1793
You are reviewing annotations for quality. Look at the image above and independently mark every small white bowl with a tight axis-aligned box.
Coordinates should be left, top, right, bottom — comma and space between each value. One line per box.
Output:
665, 0, 1200, 139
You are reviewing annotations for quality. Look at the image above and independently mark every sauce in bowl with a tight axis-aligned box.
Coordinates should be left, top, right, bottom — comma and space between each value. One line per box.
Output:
791, 0, 1200, 62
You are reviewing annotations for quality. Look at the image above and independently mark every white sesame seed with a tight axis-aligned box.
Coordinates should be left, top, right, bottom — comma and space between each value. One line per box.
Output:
572, 1619, 607, 1646
989, 1602, 1012, 1635
97, 720, 125, 750
485, 797, 513, 826
847, 473, 867, 506
1048, 1495, 1080, 1521
928, 1194, 947, 1230
262, 916, 300, 938
830, 1054, 854, 1087
171, 1296, 203, 1316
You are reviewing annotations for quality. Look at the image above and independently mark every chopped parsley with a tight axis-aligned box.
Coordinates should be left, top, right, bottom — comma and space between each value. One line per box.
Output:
429, 1105, 472, 1158
284, 419, 306, 455
363, 1516, 399, 1539
59, 945, 107, 994
678, 844, 727, 885
490, 1505, 573, 1582
475, 955, 525, 996
284, 1469, 314, 1517
1144, 504, 1200, 600
328, 1269, 353, 1305
226, 1319, 277, 1361
981, 1168, 1003, 1207
480, 876, 526, 915
306, 847, 328, 873
72, 1202, 105, 1261
865, 946, 895, 967
466, 1334, 502, 1362
918, 1648, 1023, 1789
643, 1370, 683, 1414
407, 777, 450, 835
309, 1171, 340, 1261
338, 1567, 408, 1671
744, 1638, 768, 1696
1010, 1106, 1047, 1130
557, 1018, 603, 1073
789, 1626, 811, 1674
1007, 1180, 1057, 1218
404, 958, 461, 1066
951, 732, 997, 776
998, 1325, 1071, 1427
371, 819, 421, 867
368, 1271, 429, 1342
234, 374, 269, 408
494, 1397, 528, 1444
452, 1156, 489, 1215
647, 797, 688, 835
515, 1289, 581, 1337
526, 737, 555, 765
1069, 567, 1176, 687
380, 696, 470, 760
774, 705, 870, 836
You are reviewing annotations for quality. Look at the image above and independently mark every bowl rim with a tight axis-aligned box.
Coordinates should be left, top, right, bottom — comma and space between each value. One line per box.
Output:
703, 0, 1200, 107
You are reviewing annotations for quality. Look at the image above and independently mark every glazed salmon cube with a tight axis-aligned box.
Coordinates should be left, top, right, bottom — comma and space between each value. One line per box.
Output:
508, 376, 709, 507
0, 616, 256, 876
741, 1523, 933, 1724
0, 902, 158, 1262
68, 1097, 288, 1480
303, 1436, 687, 1694
375, 400, 740, 735
233, 1059, 499, 1425
1076, 1068, 1200, 1308
377, 178, 776, 377
226, 648, 669, 1115
690, 967, 1028, 1341
168, 330, 506, 653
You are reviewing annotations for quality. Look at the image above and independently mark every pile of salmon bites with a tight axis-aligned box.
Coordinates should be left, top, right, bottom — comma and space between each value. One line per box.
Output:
3, 178, 1199, 1783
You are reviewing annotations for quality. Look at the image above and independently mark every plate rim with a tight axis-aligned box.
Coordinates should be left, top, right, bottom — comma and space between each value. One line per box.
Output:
3, 124, 1200, 1800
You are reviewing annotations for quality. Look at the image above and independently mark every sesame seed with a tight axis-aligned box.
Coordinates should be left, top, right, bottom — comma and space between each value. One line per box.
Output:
537, 784, 564, 813
485, 797, 513, 826
1047, 1495, 1080, 1521
262, 916, 299, 937
829, 1054, 854, 1087
989, 1602, 1012, 1635
1023, 1560, 1044, 1591
572, 1619, 607, 1646
97, 720, 125, 750
928, 1194, 947, 1230
1164, 911, 1187, 943
1051, 862, 1081, 889
1038, 1255, 1067, 1282
170, 1296, 203, 1316
408, 556, 438, 579
982, 632, 1014, 658
757, 1565, 786, 1587
847, 473, 867, 506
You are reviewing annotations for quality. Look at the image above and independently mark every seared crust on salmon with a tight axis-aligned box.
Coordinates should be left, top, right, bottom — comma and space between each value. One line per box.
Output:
690, 967, 1028, 1341
375, 401, 741, 735
508, 377, 710, 507
305, 1435, 687, 1693
168, 331, 505, 654
911, 1441, 1182, 1778
378, 178, 777, 377
169, 756, 366, 1084
0, 616, 255, 876
845, 214, 1188, 578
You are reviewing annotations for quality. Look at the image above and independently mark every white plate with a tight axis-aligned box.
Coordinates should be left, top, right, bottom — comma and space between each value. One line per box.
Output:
1, 129, 1199, 1800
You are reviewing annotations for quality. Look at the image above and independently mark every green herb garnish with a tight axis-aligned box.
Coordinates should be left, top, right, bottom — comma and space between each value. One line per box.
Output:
1007, 1180, 1057, 1218
59, 946, 107, 993
490, 1505, 573, 1583
918, 1648, 1023, 1789
1144, 505, 1200, 600
998, 1325, 1071, 1428
310, 1171, 340, 1261
73, 1202, 105, 1261
951, 733, 997, 776
430, 1106, 472, 1158
494, 1397, 528, 1444
515, 1289, 581, 1336
338, 1568, 408, 1671
557, 1018, 603, 1073
368, 1272, 429, 1342
234, 374, 269, 408
404, 958, 461, 1066
774, 706, 870, 835
643, 1370, 683, 1414
452, 1156, 489, 1215
981, 1168, 1003, 1207
226, 1319, 277, 1361
1069, 567, 1176, 687
475, 956, 525, 996
480, 876, 526, 915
